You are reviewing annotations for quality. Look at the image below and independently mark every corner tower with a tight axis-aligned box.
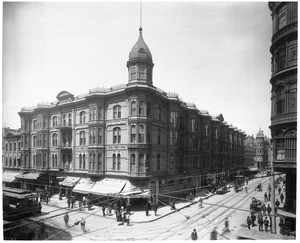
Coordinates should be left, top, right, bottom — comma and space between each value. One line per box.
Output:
127, 27, 154, 86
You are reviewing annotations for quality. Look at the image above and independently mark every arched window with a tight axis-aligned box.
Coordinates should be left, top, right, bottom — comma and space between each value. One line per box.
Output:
62, 114, 66, 126
83, 154, 86, 169
80, 111, 86, 124
113, 105, 121, 119
52, 154, 55, 167
5, 143, 8, 151
13, 142, 16, 151
68, 113, 72, 126
80, 131, 86, 145
117, 153, 121, 170
113, 127, 121, 144
112, 153, 116, 170
18, 141, 21, 151
9, 143, 12, 151
79, 154, 82, 168
131, 100, 136, 116
52, 133, 58, 147
55, 154, 58, 167
52, 116, 58, 127
131, 125, 136, 143
33, 119, 37, 130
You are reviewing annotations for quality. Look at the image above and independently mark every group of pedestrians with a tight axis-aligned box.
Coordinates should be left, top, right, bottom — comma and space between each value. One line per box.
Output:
145, 201, 159, 216
113, 200, 132, 226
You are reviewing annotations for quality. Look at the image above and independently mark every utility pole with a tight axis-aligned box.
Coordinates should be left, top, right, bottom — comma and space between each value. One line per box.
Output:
270, 142, 276, 234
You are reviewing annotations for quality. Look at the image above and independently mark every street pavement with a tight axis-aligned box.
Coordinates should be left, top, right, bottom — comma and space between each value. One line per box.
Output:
34, 173, 294, 240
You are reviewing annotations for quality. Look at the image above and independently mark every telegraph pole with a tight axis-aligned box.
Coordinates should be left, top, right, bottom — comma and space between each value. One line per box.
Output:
270, 142, 276, 234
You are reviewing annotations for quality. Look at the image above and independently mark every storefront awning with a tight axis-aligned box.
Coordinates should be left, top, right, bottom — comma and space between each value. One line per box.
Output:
89, 178, 128, 195
59, 176, 81, 187
277, 209, 296, 218
72, 178, 95, 194
2, 171, 19, 183
15, 173, 40, 180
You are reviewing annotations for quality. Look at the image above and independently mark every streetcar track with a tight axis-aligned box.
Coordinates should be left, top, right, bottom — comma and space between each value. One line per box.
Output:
150, 177, 268, 240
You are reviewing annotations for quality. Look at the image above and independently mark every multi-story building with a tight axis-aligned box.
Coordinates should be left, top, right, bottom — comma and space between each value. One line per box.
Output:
244, 135, 256, 169
269, 1, 297, 231
255, 128, 270, 170
2, 127, 22, 187
8, 27, 246, 199
244, 129, 270, 172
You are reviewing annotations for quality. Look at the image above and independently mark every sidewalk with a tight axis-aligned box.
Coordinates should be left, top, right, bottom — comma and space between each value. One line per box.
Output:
42, 188, 215, 224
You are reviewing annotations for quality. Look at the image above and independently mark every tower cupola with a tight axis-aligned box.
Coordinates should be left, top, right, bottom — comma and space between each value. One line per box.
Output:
127, 27, 154, 86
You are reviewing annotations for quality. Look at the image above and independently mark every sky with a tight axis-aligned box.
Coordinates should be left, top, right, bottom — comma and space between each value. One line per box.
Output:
2, 1, 273, 137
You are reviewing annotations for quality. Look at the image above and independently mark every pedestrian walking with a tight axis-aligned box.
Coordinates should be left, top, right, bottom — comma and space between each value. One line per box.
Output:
247, 216, 252, 229
63, 213, 69, 227
126, 212, 130, 226
267, 204, 272, 215
280, 193, 284, 203
258, 216, 264, 231
245, 186, 248, 193
250, 213, 256, 227
192, 187, 196, 198
198, 197, 203, 208
170, 199, 176, 210
102, 205, 106, 216
278, 186, 282, 195
191, 229, 198, 240
189, 193, 193, 203
279, 217, 285, 235
275, 199, 280, 213
153, 202, 158, 216
222, 217, 230, 234
268, 192, 271, 201
67, 197, 71, 208
210, 227, 218, 240
80, 217, 86, 233
264, 217, 269, 232
264, 192, 268, 202
145, 202, 151, 216
126, 203, 131, 214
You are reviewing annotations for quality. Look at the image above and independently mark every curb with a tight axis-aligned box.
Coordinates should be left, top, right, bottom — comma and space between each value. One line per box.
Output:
132, 193, 215, 224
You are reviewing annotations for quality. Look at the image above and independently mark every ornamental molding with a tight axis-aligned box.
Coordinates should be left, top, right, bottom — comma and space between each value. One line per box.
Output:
271, 113, 297, 125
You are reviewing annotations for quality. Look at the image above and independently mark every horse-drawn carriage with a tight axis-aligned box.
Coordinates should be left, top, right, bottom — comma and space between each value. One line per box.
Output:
250, 197, 262, 212
256, 183, 262, 191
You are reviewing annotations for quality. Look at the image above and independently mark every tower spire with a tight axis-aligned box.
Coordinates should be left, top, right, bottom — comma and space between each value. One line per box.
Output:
140, 2, 143, 32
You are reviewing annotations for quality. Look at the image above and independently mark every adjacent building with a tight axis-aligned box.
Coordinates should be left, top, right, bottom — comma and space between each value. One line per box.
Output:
3, 27, 246, 200
269, 1, 297, 231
